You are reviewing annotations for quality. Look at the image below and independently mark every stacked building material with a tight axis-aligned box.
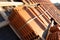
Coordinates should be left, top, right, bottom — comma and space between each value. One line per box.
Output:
46, 32, 60, 40
8, 0, 60, 40
22, 0, 60, 25
46, 25, 60, 40
8, 6, 47, 40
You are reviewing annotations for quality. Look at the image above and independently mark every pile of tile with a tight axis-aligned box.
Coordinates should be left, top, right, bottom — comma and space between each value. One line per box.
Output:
46, 32, 60, 40
8, 0, 60, 40
46, 25, 60, 40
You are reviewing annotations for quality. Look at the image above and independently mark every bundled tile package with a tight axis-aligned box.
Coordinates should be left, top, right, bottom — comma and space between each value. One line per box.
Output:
8, 6, 49, 40
8, 0, 60, 40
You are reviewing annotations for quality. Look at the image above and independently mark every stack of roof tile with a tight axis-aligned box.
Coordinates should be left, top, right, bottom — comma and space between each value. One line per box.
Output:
22, 0, 60, 25
8, 6, 46, 40
8, 0, 60, 40
46, 25, 60, 40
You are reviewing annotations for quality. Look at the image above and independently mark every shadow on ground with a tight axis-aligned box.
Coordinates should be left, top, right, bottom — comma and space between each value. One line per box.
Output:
0, 25, 20, 40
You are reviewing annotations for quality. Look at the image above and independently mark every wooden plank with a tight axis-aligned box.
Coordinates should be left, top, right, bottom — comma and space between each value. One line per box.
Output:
0, 2, 23, 6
